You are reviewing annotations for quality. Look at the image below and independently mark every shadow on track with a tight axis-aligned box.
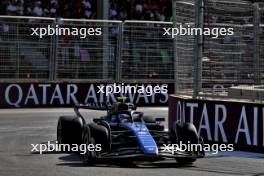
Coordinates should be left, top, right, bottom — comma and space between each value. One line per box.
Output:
56, 153, 197, 169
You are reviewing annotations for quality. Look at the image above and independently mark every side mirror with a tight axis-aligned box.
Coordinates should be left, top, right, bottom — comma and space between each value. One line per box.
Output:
132, 105, 137, 110
128, 103, 137, 110
132, 112, 143, 122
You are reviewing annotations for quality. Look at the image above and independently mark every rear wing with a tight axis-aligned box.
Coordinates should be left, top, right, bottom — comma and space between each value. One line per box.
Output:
73, 103, 110, 123
74, 103, 110, 116
75, 102, 136, 111
73, 102, 136, 121
75, 103, 111, 111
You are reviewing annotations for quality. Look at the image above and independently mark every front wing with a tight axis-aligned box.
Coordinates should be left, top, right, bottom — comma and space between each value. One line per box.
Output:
96, 147, 204, 160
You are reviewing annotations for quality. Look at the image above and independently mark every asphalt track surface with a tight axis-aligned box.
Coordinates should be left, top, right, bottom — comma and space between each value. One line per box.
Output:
0, 107, 264, 176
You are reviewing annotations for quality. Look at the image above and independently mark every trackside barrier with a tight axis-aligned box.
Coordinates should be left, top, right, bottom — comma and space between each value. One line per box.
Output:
169, 95, 264, 153
0, 83, 174, 108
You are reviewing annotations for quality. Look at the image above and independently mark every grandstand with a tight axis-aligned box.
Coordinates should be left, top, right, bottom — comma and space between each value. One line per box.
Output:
0, 0, 172, 21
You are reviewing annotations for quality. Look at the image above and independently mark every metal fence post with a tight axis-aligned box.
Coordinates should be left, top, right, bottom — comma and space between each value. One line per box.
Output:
116, 22, 123, 82
49, 19, 58, 81
98, 0, 110, 79
172, 0, 179, 94
16, 23, 20, 79
253, 2, 260, 85
102, 25, 109, 79
193, 0, 204, 97
48, 37, 53, 81
53, 34, 58, 81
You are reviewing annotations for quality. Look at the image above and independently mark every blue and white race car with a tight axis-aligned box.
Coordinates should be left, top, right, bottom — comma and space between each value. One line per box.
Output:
57, 101, 204, 165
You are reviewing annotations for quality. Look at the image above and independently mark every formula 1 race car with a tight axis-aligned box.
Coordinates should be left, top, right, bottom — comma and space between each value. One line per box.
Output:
57, 100, 204, 165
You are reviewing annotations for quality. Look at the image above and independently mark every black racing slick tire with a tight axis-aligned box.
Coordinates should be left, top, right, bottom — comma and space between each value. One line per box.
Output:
89, 123, 110, 151
83, 123, 109, 163
57, 116, 83, 146
83, 125, 96, 164
171, 122, 199, 164
176, 157, 196, 165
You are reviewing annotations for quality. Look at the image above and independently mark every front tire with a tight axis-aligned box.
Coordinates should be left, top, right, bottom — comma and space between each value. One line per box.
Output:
82, 123, 109, 163
176, 157, 196, 164
171, 122, 200, 164
83, 125, 96, 163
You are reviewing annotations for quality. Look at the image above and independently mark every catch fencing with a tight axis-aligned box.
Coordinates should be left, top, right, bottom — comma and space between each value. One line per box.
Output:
172, 0, 264, 101
0, 16, 174, 82
0, 16, 54, 80
121, 21, 174, 82
55, 19, 121, 81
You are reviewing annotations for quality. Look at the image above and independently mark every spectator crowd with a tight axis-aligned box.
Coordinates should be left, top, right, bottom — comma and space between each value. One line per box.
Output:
0, 0, 172, 21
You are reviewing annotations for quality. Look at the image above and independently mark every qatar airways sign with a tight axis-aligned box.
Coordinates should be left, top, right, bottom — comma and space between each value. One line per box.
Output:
168, 96, 264, 149
0, 83, 173, 108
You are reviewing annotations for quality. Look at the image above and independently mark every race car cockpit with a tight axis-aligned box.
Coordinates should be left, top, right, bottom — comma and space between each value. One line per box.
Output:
109, 112, 132, 123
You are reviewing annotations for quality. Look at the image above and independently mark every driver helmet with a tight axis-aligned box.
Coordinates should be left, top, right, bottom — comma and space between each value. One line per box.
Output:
113, 102, 129, 112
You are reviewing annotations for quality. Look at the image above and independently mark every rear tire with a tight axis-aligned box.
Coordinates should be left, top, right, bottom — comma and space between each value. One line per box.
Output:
57, 116, 83, 147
